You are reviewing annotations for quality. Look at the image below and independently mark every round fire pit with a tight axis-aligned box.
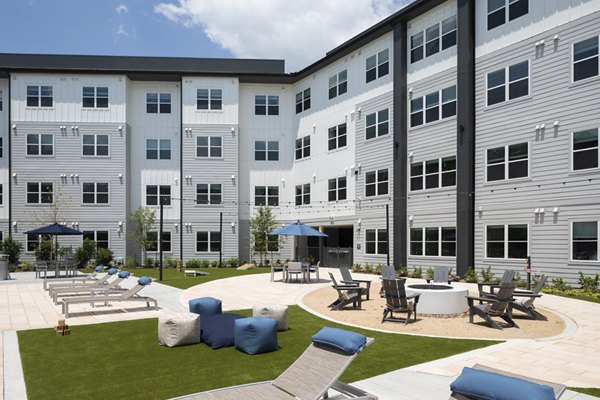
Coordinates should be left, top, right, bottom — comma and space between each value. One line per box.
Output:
406, 283, 468, 316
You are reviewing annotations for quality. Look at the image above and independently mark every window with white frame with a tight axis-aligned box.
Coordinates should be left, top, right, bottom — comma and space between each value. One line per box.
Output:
196, 184, 222, 205
146, 185, 171, 206
82, 134, 109, 157
295, 88, 311, 114
295, 183, 310, 206
486, 142, 528, 181
82, 86, 108, 108
329, 70, 348, 99
488, 0, 528, 30
27, 234, 40, 252
255, 95, 279, 115
573, 128, 598, 171
486, 224, 528, 259
255, 140, 279, 161
146, 139, 171, 160
0, 90, 3, 111
147, 231, 172, 252
197, 89, 222, 110
146, 93, 171, 114
410, 227, 456, 256
295, 136, 310, 160
26, 133, 53, 156
267, 235, 279, 252
196, 231, 221, 252
0, 184, 3, 205
27, 85, 53, 107
410, 32, 424, 63
0, 137, 3, 158
410, 15, 457, 65
441, 15, 457, 50
255, 186, 279, 206
27, 182, 53, 204
365, 109, 389, 140
573, 36, 599, 82
82, 182, 109, 204
425, 23, 440, 57
365, 168, 388, 197
328, 177, 347, 202
572, 221, 598, 261
410, 156, 456, 191
196, 136, 222, 158
441, 86, 457, 119
366, 49, 389, 83
328, 123, 347, 151
365, 229, 388, 255
83, 231, 109, 249
487, 60, 529, 106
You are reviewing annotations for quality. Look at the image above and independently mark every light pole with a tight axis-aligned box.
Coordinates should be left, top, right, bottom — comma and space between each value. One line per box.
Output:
159, 196, 164, 282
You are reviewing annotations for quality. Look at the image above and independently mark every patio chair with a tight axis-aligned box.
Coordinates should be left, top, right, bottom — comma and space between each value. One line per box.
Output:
173, 329, 377, 400
466, 282, 518, 330
35, 260, 49, 279
286, 262, 305, 283
381, 278, 421, 325
309, 261, 320, 282
510, 275, 548, 320
339, 266, 372, 300
48, 268, 118, 297
433, 266, 450, 283
328, 273, 363, 310
43, 266, 103, 290
62, 277, 157, 318
478, 269, 515, 299
379, 265, 396, 297
51, 271, 130, 304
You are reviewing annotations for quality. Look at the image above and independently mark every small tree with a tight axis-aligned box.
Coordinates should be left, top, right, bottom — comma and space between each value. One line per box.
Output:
248, 206, 278, 266
73, 239, 96, 267
1, 237, 24, 267
34, 239, 54, 261
96, 247, 114, 266
127, 206, 156, 265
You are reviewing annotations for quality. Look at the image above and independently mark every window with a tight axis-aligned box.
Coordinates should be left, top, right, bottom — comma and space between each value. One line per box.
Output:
146, 93, 171, 114
146, 139, 171, 160
487, 61, 529, 106
486, 224, 528, 259
0, 184, 3, 205
196, 136, 222, 158
27, 133, 53, 156
573, 129, 598, 171
410, 32, 424, 63
572, 222, 598, 261
82, 134, 109, 157
196, 184, 222, 205
441, 15, 457, 50
82, 86, 108, 108
295, 88, 311, 113
255, 95, 279, 115
425, 23, 440, 57
147, 231, 172, 252
365, 109, 389, 140
365, 229, 388, 255
255, 141, 279, 161
27, 234, 40, 252
82, 182, 109, 204
410, 85, 456, 128
255, 186, 279, 206
83, 231, 109, 249
410, 156, 456, 191
328, 177, 347, 202
410, 227, 456, 256
488, 0, 528, 30
146, 185, 171, 206
27, 182, 53, 204
0, 90, 3, 111
295, 184, 310, 206
197, 89, 222, 110
295, 136, 310, 160
27, 85, 53, 107
328, 123, 347, 151
573, 36, 599, 82
366, 49, 389, 83
267, 235, 279, 252
487, 142, 528, 181
365, 169, 388, 197
196, 231, 221, 252
410, 16, 457, 64
0, 137, 3, 158
329, 70, 347, 99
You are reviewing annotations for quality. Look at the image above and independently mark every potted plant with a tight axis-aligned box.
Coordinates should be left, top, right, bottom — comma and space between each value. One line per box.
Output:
425, 267, 435, 283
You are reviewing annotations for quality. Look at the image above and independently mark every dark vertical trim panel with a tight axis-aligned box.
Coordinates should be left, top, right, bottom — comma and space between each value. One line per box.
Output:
7, 74, 12, 237
393, 21, 408, 269
179, 77, 184, 263
456, 0, 475, 276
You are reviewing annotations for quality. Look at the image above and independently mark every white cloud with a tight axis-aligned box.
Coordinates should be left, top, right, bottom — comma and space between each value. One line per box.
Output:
116, 25, 130, 38
154, 0, 414, 72
116, 4, 128, 14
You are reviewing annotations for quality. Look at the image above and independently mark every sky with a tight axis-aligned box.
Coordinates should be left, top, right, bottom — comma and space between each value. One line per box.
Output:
0, 0, 414, 72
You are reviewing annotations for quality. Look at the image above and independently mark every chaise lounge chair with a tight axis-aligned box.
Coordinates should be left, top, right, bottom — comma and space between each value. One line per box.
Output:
52, 271, 131, 304
47, 267, 118, 294
381, 278, 420, 325
339, 266, 372, 300
466, 282, 518, 330
44, 266, 104, 290
328, 273, 363, 310
173, 327, 377, 400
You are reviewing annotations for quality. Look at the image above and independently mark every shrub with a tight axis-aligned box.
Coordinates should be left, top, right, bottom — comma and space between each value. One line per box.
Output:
227, 258, 239, 268
426, 267, 435, 281
96, 247, 113, 266
352, 264, 361, 273
480, 266, 495, 282
34, 240, 54, 261
578, 271, 600, 293
210, 260, 219, 268
125, 256, 138, 269
200, 259, 210, 268
397, 265, 408, 277
19, 262, 34, 272
186, 259, 203, 268
375, 263, 382, 275
145, 257, 155, 268
1, 237, 23, 267
164, 255, 177, 268
364, 262, 372, 274
512, 271, 527, 288
551, 277, 571, 291
464, 266, 478, 283
410, 266, 423, 279
74, 239, 96, 268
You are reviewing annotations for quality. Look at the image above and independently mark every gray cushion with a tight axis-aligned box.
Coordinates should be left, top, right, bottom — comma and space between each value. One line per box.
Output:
252, 304, 288, 331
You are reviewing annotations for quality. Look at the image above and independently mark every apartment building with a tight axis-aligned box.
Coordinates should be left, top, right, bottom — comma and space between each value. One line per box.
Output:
0, 0, 599, 282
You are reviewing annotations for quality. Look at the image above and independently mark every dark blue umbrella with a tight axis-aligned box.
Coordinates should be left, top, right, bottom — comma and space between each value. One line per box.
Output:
269, 220, 328, 237
24, 222, 83, 236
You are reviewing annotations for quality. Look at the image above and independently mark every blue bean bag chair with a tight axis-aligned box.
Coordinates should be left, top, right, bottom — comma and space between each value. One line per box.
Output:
234, 316, 278, 355
201, 313, 246, 349
189, 297, 222, 317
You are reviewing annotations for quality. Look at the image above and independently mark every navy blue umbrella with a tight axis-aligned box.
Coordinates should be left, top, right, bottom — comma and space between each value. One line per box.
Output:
24, 222, 83, 236
270, 221, 327, 262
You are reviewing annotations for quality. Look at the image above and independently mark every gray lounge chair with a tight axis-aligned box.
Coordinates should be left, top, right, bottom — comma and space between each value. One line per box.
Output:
48, 268, 118, 298
478, 269, 515, 298
328, 273, 363, 310
339, 266, 372, 300
52, 271, 130, 304
44, 266, 103, 290
510, 275, 548, 320
433, 266, 450, 283
174, 334, 377, 400
381, 278, 420, 325
467, 282, 518, 330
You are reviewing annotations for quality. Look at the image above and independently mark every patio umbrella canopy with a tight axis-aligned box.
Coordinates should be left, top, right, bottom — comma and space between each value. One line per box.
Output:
270, 220, 327, 262
24, 222, 84, 236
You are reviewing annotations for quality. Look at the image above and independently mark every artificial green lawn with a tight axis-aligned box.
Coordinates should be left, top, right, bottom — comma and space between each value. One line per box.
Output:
571, 388, 600, 397
19, 306, 498, 400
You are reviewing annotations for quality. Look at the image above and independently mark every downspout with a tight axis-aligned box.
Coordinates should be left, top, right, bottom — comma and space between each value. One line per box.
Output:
179, 76, 184, 264
7, 73, 12, 238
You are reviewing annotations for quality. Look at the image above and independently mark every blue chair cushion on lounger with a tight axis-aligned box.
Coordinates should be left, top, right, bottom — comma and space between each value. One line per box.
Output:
311, 327, 367, 355
108, 268, 118, 275
95, 266, 104, 272
189, 297, 222, 317
118, 271, 130, 279
450, 367, 555, 400
201, 313, 246, 349
234, 316, 278, 355
137, 277, 152, 285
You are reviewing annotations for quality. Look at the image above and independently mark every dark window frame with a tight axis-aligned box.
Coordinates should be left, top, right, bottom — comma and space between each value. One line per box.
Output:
196, 88, 223, 110
196, 135, 223, 158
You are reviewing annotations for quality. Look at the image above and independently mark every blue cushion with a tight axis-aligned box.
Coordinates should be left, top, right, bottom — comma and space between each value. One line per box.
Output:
137, 277, 152, 286
95, 266, 104, 272
107, 268, 118, 275
311, 327, 366, 355
118, 271, 130, 279
201, 314, 246, 349
189, 297, 222, 317
450, 367, 555, 400
234, 317, 278, 355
